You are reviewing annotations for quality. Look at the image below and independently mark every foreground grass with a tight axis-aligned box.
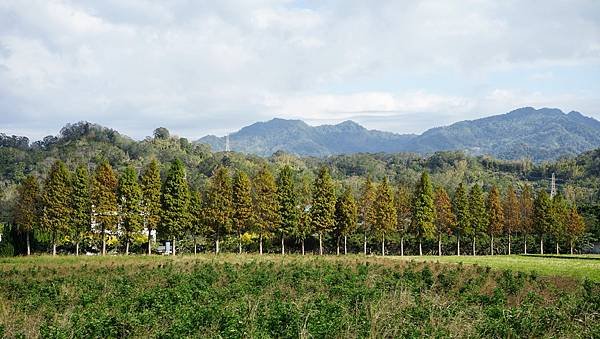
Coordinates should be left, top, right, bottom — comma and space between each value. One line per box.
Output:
1, 255, 599, 338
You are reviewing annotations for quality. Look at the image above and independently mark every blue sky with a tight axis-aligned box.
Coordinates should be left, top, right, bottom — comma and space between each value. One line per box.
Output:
1, 0, 599, 140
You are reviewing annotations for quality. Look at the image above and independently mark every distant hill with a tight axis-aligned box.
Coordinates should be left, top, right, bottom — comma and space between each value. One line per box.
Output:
197, 107, 600, 161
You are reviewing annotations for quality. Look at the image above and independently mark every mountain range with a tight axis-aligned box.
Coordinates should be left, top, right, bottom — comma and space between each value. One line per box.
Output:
197, 107, 600, 161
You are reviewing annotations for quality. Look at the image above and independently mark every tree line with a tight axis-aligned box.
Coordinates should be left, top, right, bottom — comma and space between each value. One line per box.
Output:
10, 157, 588, 256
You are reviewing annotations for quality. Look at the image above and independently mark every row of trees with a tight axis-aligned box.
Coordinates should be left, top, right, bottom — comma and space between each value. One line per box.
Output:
12, 158, 587, 256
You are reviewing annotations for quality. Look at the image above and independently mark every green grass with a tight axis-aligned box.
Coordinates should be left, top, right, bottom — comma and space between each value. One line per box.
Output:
392, 255, 600, 282
1, 254, 599, 338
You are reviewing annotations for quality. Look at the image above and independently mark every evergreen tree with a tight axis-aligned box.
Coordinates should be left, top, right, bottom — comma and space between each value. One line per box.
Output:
160, 159, 190, 255
468, 184, 486, 256
503, 185, 520, 255
411, 172, 436, 256
434, 187, 455, 256
487, 185, 504, 255
232, 170, 253, 254
92, 161, 118, 255
334, 186, 357, 255
310, 167, 336, 255
203, 167, 232, 254
42, 160, 73, 255
551, 193, 568, 254
118, 166, 142, 255
189, 190, 203, 254
373, 177, 396, 256
253, 166, 279, 255
141, 159, 161, 255
359, 177, 376, 255
15, 175, 39, 255
276, 165, 298, 255
294, 174, 313, 255
71, 166, 91, 256
565, 206, 585, 254
453, 183, 470, 256
533, 189, 553, 255
520, 184, 534, 254
395, 185, 412, 256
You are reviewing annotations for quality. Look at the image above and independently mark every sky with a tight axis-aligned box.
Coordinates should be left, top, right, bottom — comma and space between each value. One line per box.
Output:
1, 0, 599, 140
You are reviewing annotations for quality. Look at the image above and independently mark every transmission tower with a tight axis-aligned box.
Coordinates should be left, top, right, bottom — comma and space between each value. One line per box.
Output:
550, 172, 556, 199
225, 134, 230, 152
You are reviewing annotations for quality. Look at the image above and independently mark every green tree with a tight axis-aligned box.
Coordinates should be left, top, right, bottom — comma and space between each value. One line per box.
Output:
468, 184, 486, 256
395, 185, 412, 256
276, 165, 297, 255
92, 161, 118, 255
551, 193, 569, 254
141, 159, 161, 255
373, 178, 396, 256
14, 175, 39, 255
503, 185, 520, 255
232, 170, 253, 254
294, 174, 313, 255
453, 183, 470, 256
204, 167, 232, 253
565, 206, 585, 254
189, 190, 204, 254
533, 189, 553, 255
71, 166, 90, 256
487, 185, 504, 255
411, 172, 436, 256
118, 166, 142, 255
310, 167, 336, 255
253, 166, 279, 255
434, 187, 455, 256
42, 160, 73, 255
160, 159, 190, 255
334, 186, 358, 255
520, 184, 534, 254
359, 177, 376, 255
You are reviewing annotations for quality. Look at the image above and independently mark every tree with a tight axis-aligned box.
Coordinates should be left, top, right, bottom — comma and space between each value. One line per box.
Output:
253, 166, 279, 255
565, 206, 585, 254
453, 183, 470, 256
276, 165, 298, 255
503, 185, 520, 255
153, 127, 170, 140
141, 159, 161, 255
411, 172, 436, 256
434, 187, 455, 256
42, 160, 73, 255
395, 185, 412, 256
487, 185, 504, 255
294, 174, 313, 255
468, 184, 486, 256
92, 162, 118, 255
359, 177, 376, 255
334, 186, 357, 255
203, 167, 232, 254
232, 170, 253, 254
551, 193, 568, 254
373, 178, 396, 256
189, 190, 203, 255
533, 189, 553, 255
310, 167, 336, 255
520, 184, 534, 254
118, 166, 142, 255
160, 159, 190, 255
15, 175, 39, 255
71, 166, 91, 256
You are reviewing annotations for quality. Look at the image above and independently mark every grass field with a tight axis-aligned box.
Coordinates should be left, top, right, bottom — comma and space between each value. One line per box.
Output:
1, 254, 599, 338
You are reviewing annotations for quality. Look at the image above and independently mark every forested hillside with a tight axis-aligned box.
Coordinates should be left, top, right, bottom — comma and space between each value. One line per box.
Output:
1, 121, 599, 256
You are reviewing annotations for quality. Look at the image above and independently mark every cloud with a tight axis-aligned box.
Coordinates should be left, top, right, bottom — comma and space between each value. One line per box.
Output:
0, 0, 599, 139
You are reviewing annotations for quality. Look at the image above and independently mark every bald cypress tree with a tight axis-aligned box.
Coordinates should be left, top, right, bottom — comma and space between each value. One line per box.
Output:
204, 167, 232, 254
551, 193, 568, 254
395, 185, 412, 256
487, 185, 504, 255
253, 166, 279, 255
533, 189, 553, 255
453, 183, 469, 256
503, 185, 520, 255
42, 160, 73, 255
411, 172, 436, 256
160, 159, 190, 256
310, 167, 336, 255
520, 184, 534, 254
468, 184, 486, 256
359, 177, 376, 255
434, 187, 455, 256
189, 190, 203, 255
141, 159, 161, 255
232, 170, 253, 254
565, 206, 585, 254
71, 165, 91, 256
92, 161, 118, 255
276, 165, 298, 255
294, 174, 313, 255
334, 186, 357, 255
118, 166, 142, 255
374, 178, 396, 256
15, 175, 40, 255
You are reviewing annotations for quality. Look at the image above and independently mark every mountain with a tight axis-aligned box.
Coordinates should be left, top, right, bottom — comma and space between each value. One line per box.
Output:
196, 107, 600, 161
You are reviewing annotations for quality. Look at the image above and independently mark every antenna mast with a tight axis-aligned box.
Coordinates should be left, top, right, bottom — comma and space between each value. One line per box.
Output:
550, 172, 556, 199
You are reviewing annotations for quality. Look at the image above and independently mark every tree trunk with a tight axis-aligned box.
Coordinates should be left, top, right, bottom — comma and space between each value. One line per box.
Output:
319, 233, 323, 255
147, 228, 152, 255
472, 237, 476, 256
381, 234, 386, 256
259, 233, 263, 255
126, 240, 130, 255
419, 238, 423, 256
508, 233, 511, 255
336, 236, 340, 256
540, 237, 544, 255
26, 232, 31, 256
102, 226, 106, 256
172, 238, 176, 256
524, 234, 527, 254
194, 236, 197, 255
76, 241, 79, 256
438, 234, 442, 256
457, 234, 461, 256
344, 235, 347, 255
301, 238, 305, 255
570, 240, 573, 255
238, 232, 242, 254
282, 234, 285, 255
53, 232, 57, 256
363, 233, 367, 256
556, 242, 559, 255
401, 236, 404, 256
490, 235, 494, 256
216, 238, 220, 254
